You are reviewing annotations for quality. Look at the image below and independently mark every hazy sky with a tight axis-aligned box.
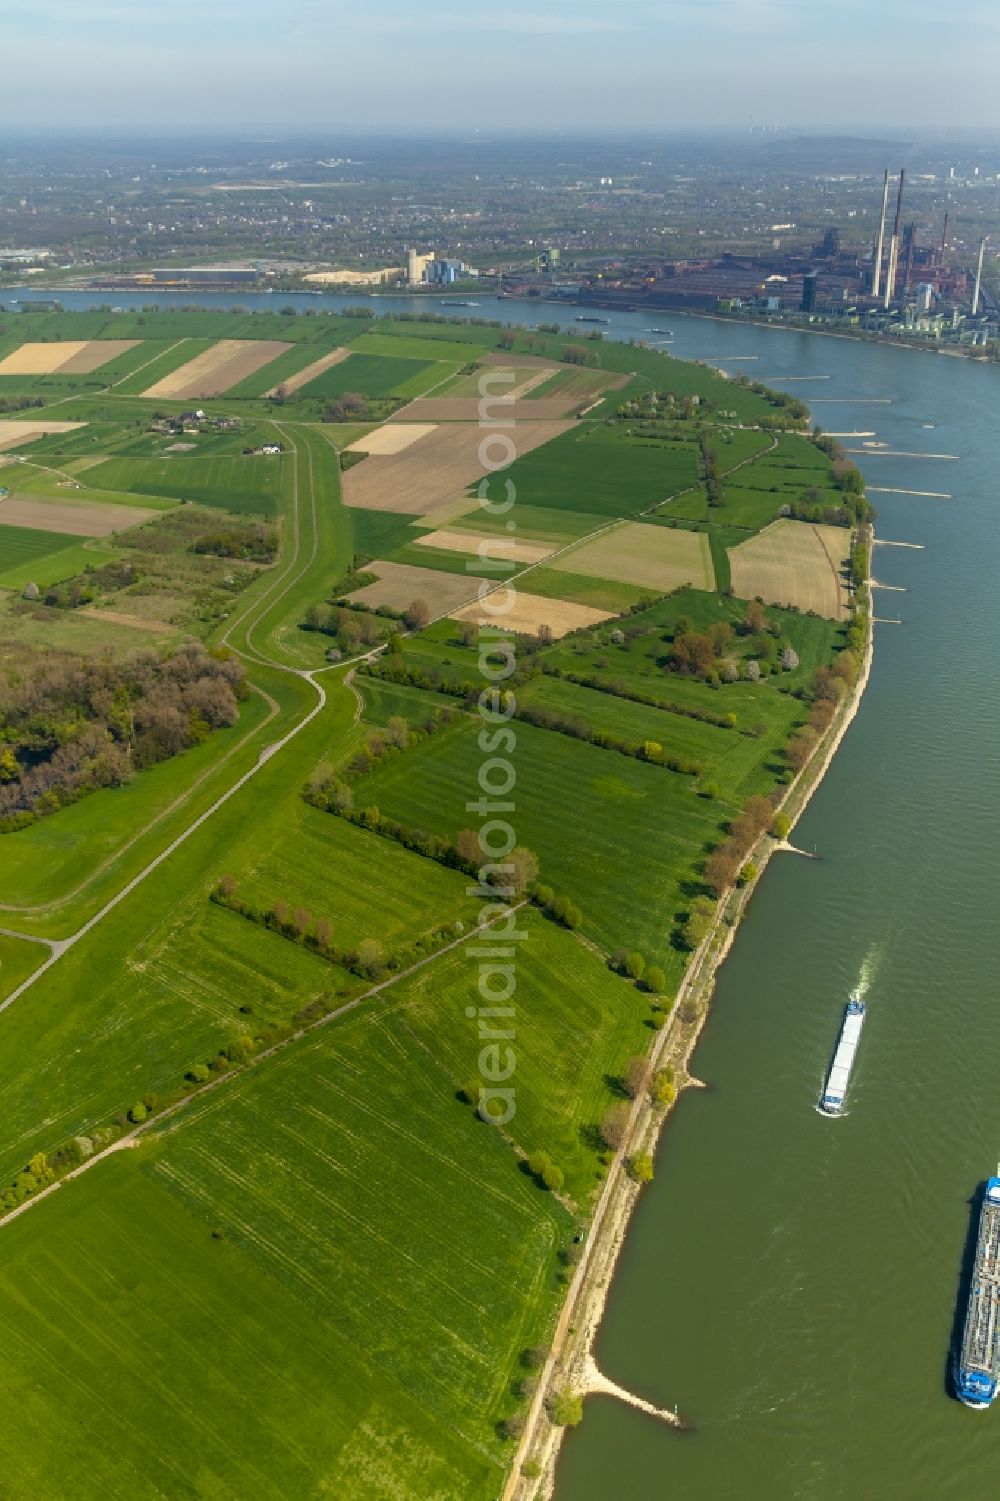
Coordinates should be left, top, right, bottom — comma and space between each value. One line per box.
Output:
1, 0, 997, 130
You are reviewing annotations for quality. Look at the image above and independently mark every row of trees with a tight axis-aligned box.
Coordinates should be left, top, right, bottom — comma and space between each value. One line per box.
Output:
212, 876, 464, 983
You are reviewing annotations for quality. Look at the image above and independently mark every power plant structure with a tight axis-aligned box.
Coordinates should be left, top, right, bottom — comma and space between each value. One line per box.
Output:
510, 165, 995, 341
871, 170, 890, 299
884, 168, 905, 310
973, 237, 988, 316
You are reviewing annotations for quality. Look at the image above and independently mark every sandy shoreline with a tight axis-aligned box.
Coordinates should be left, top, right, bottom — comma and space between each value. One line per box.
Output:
503, 538, 876, 1500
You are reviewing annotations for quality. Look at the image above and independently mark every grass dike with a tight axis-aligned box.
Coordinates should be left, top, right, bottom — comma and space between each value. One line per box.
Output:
503, 535, 875, 1499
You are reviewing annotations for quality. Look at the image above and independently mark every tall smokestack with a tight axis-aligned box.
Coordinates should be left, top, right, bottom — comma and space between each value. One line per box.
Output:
972, 237, 987, 315
902, 223, 916, 294
892, 168, 906, 239
939, 212, 949, 266
885, 168, 906, 304
872, 169, 890, 298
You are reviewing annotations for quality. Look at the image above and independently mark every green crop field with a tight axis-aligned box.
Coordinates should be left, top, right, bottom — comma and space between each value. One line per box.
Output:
347, 331, 489, 363
0, 905, 647, 1500
480, 423, 701, 516
0, 892, 358, 1186
82, 454, 284, 515
298, 352, 435, 400
0, 521, 82, 573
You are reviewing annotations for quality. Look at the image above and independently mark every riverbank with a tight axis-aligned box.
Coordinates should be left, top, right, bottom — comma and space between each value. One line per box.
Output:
504, 546, 876, 1500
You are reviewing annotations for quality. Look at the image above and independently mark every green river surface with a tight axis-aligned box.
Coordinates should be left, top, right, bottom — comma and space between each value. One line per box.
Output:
553, 317, 1000, 1501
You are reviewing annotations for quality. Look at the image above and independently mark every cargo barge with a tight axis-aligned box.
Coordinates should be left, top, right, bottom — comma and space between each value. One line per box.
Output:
819, 994, 866, 1115
955, 1178, 1000, 1409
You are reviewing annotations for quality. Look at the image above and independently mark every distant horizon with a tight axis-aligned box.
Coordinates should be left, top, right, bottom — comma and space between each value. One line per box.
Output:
0, 125, 997, 145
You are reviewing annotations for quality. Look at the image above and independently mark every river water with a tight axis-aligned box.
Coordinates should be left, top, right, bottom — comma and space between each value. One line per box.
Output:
9, 283, 1000, 1499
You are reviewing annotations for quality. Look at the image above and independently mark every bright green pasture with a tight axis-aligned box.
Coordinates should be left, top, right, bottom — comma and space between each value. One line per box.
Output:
0, 891, 357, 1185
393, 909, 651, 1201
0, 688, 274, 909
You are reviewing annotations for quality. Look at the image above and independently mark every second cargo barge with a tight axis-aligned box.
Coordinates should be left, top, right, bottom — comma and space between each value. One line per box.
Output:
955, 1178, 1000, 1409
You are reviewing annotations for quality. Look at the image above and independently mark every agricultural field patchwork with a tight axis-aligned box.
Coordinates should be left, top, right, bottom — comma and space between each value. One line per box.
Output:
142, 339, 293, 398
346, 421, 437, 455
0, 495, 159, 537
0, 309, 864, 1499
451, 589, 614, 638
551, 521, 715, 592
347, 558, 485, 614
728, 519, 852, 619
342, 419, 572, 515
0, 340, 139, 375
0, 420, 85, 451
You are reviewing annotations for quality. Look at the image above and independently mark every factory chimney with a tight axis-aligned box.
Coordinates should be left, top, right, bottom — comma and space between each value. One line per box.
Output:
939, 213, 949, 267
972, 237, 987, 316
872, 169, 890, 298
902, 223, 916, 295
884, 168, 905, 308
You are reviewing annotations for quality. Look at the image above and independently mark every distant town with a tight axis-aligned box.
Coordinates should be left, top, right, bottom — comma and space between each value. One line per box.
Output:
1, 134, 998, 351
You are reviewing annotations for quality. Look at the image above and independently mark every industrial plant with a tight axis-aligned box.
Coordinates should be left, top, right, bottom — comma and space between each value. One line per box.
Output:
505, 168, 996, 349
